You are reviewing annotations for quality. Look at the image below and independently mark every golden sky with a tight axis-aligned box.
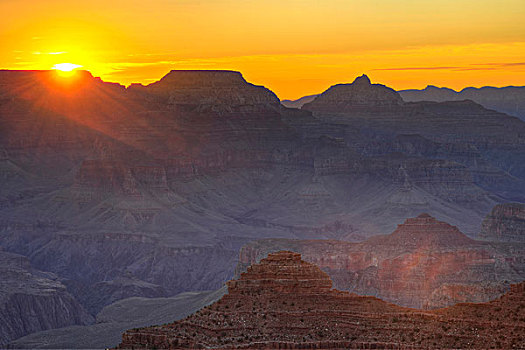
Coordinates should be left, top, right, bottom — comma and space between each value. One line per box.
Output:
1, 0, 524, 99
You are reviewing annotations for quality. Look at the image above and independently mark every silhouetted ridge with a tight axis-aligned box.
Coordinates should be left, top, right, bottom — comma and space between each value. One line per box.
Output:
352, 74, 372, 85
400, 84, 525, 120
128, 69, 280, 112
303, 74, 404, 112
151, 70, 247, 87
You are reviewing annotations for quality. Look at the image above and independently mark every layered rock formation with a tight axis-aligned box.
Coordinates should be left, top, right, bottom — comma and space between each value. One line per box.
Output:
237, 214, 525, 309
0, 249, 93, 346
480, 203, 525, 242
226, 251, 332, 294
400, 85, 525, 121
117, 251, 525, 349
2, 70, 525, 345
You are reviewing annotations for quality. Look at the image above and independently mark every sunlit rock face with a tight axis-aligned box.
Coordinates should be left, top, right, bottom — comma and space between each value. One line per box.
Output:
480, 203, 525, 242
117, 251, 525, 350
237, 214, 525, 309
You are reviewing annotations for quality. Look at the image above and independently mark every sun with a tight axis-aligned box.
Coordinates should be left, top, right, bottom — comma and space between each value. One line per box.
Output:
52, 63, 83, 77
53, 63, 83, 71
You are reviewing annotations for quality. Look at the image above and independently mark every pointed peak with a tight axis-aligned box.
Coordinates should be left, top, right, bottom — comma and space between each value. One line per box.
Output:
352, 74, 371, 85
380, 214, 476, 248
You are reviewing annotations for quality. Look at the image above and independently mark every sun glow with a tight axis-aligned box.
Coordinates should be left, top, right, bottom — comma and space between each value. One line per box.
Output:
52, 63, 84, 78
2, 0, 525, 99
53, 63, 83, 71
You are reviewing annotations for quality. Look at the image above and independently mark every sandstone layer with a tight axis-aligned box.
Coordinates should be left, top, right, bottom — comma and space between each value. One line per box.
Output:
117, 251, 525, 349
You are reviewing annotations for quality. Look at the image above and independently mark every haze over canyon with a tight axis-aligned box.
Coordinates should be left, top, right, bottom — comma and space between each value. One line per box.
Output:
0, 69, 524, 348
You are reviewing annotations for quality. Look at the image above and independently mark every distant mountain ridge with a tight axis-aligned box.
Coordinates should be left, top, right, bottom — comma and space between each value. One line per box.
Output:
399, 85, 525, 121
281, 94, 317, 108
282, 82, 525, 121
302, 74, 404, 112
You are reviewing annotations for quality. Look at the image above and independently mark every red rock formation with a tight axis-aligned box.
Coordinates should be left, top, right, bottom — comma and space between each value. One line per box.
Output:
480, 203, 525, 242
117, 251, 525, 349
227, 251, 332, 295
368, 212, 475, 248
237, 214, 525, 309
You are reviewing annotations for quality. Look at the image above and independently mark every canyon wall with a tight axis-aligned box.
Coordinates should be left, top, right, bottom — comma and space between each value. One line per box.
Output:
1, 70, 525, 345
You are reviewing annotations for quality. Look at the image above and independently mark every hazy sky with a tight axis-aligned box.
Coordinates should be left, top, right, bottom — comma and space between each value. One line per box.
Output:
1, 0, 524, 99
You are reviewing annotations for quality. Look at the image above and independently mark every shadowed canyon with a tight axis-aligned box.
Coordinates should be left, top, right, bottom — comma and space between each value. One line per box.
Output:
1, 69, 524, 348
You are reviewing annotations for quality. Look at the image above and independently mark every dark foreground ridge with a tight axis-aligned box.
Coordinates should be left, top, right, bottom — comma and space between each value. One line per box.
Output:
117, 251, 525, 349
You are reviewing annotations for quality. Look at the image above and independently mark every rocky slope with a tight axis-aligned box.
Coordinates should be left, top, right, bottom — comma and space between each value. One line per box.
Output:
480, 203, 525, 242
400, 85, 525, 121
0, 248, 93, 346
8, 288, 226, 349
236, 214, 525, 309
117, 251, 525, 349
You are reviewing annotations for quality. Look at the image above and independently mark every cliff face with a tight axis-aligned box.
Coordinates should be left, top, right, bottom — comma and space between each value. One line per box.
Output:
117, 251, 525, 350
0, 249, 93, 346
480, 203, 525, 242
237, 214, 525, 309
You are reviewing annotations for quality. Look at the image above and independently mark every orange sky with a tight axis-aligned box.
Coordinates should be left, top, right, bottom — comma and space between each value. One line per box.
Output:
1, 0, 524, 99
